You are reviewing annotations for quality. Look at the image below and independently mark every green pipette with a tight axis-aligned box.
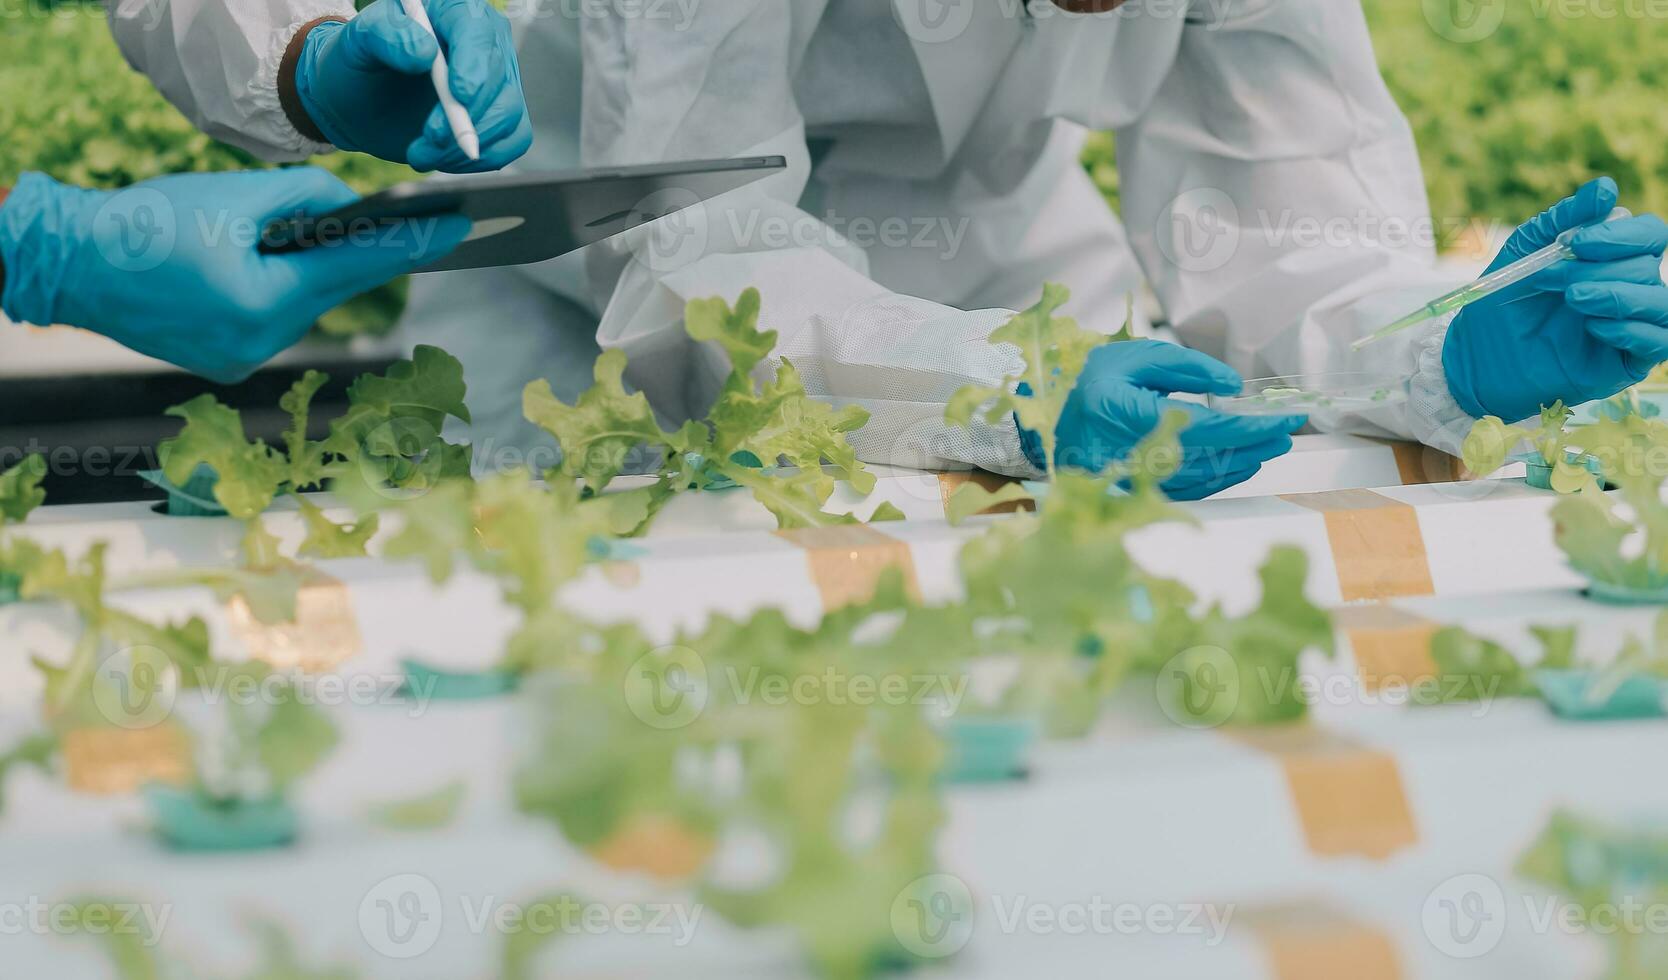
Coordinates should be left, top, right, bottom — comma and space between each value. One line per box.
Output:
1353, 209, 1629, 351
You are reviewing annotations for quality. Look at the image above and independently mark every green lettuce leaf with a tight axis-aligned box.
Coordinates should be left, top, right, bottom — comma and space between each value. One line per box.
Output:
1553, 482, 1657, 588
294, 496, 379, 560
523, 350, 674, 492
366, 780, 466, 831
279, 370, 331, 490
1461, 416, 1519, 476
0, 454, 47, 524
1429, 627, 1535, 702
370, 480, 477, 585
0, 732, 55, 816
946, 283, 1105, 476
257, 683, 340, 792
945, 481, 1035, 526
686, 287, 774, 379
158, 396, 287, 521
868, 501, 907, 523
327, 346, 473, 494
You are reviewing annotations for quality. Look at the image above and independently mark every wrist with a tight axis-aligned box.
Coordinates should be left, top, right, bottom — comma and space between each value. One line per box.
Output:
279, 17, 349, 146
0, 173, 102, 328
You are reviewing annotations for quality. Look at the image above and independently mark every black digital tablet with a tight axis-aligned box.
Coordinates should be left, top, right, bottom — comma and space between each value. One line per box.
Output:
259, 156, 788, 273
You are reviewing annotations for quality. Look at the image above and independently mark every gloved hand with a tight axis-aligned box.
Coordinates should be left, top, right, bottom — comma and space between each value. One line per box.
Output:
1444, 177, 1668, 423
1023, 340, 1305, 501
0, 169, 470, 382
295, 0, 531, 173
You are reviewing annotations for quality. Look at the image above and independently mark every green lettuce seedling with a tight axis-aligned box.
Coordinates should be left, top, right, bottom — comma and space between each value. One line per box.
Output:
512, 582, 946, 980
524, 288, 875, 531
156, 347, 472, 553
0, 453, 47, 524
1427, 624, 1578, 703
1462, 401, 1596, 493
943, 286, 1334, 730
1547, 407, 1668, 592
23, 543, 213, 717
1428, 614, 1668, 713
0, 731, 55, 816
946, 282, 1104, 498
0, 454, 49, 601
1518, 810, 1668, 980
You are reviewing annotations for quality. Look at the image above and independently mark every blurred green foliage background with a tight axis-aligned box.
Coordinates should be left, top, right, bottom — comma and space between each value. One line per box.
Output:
2, 0, 1665, 330
1093, 0, 1668, 245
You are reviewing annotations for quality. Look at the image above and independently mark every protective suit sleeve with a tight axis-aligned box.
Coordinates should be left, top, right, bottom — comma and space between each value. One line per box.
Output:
106, 0, 352, 161
576, 1, 1039, 477
1115, 0, 1477, 455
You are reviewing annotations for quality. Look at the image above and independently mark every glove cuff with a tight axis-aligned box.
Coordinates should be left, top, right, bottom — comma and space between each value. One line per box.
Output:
0, 173, 102, 329
281, 17, 350, 148
1409, 318, 1481, 458
292, 20, 358, 152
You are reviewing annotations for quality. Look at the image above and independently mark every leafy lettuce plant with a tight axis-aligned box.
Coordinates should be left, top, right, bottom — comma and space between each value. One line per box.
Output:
1462, 402, 1597, 493
23, 543, 214, 719
524, 288, 878, 531
512, 580, 947, 980
352, 467, 652, 678
943, 285, 1335, 731
0, 453, 46, 523
11, 280, 1336, 980
943, 282, 1107, 517
155, 346, 472, 545
183, 662, 340, 806
0, 456, 221, 719
1547, 408, 1668, 592
1427, 624, 1579, 703
1518, 810, 1668, 980
503, 286, 1337, 979
66, 906, 359, 980
0, 453, 48, 600
4, 351, 472, 720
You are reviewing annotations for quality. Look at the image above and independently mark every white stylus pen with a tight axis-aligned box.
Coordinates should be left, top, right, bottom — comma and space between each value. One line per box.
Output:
398, 0, 481, 161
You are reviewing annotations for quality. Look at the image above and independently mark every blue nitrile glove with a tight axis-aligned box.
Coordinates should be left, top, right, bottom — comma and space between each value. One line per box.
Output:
1444, 177, 1668, 423
1020, 340, 1306, 501
0, 169, 470, 382
296, 0, 531, 173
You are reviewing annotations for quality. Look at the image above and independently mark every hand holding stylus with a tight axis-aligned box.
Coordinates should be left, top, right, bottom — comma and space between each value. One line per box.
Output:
292, 0, 531, 173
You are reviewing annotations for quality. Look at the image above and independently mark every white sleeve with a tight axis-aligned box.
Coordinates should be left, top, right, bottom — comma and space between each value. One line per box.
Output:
1116, 0, 1478, 455
107, 0, 352, 161
577, 1, 1037, 477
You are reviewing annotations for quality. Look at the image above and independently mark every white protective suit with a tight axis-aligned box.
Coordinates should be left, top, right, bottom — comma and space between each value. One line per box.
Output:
109, 0, 1476, 477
